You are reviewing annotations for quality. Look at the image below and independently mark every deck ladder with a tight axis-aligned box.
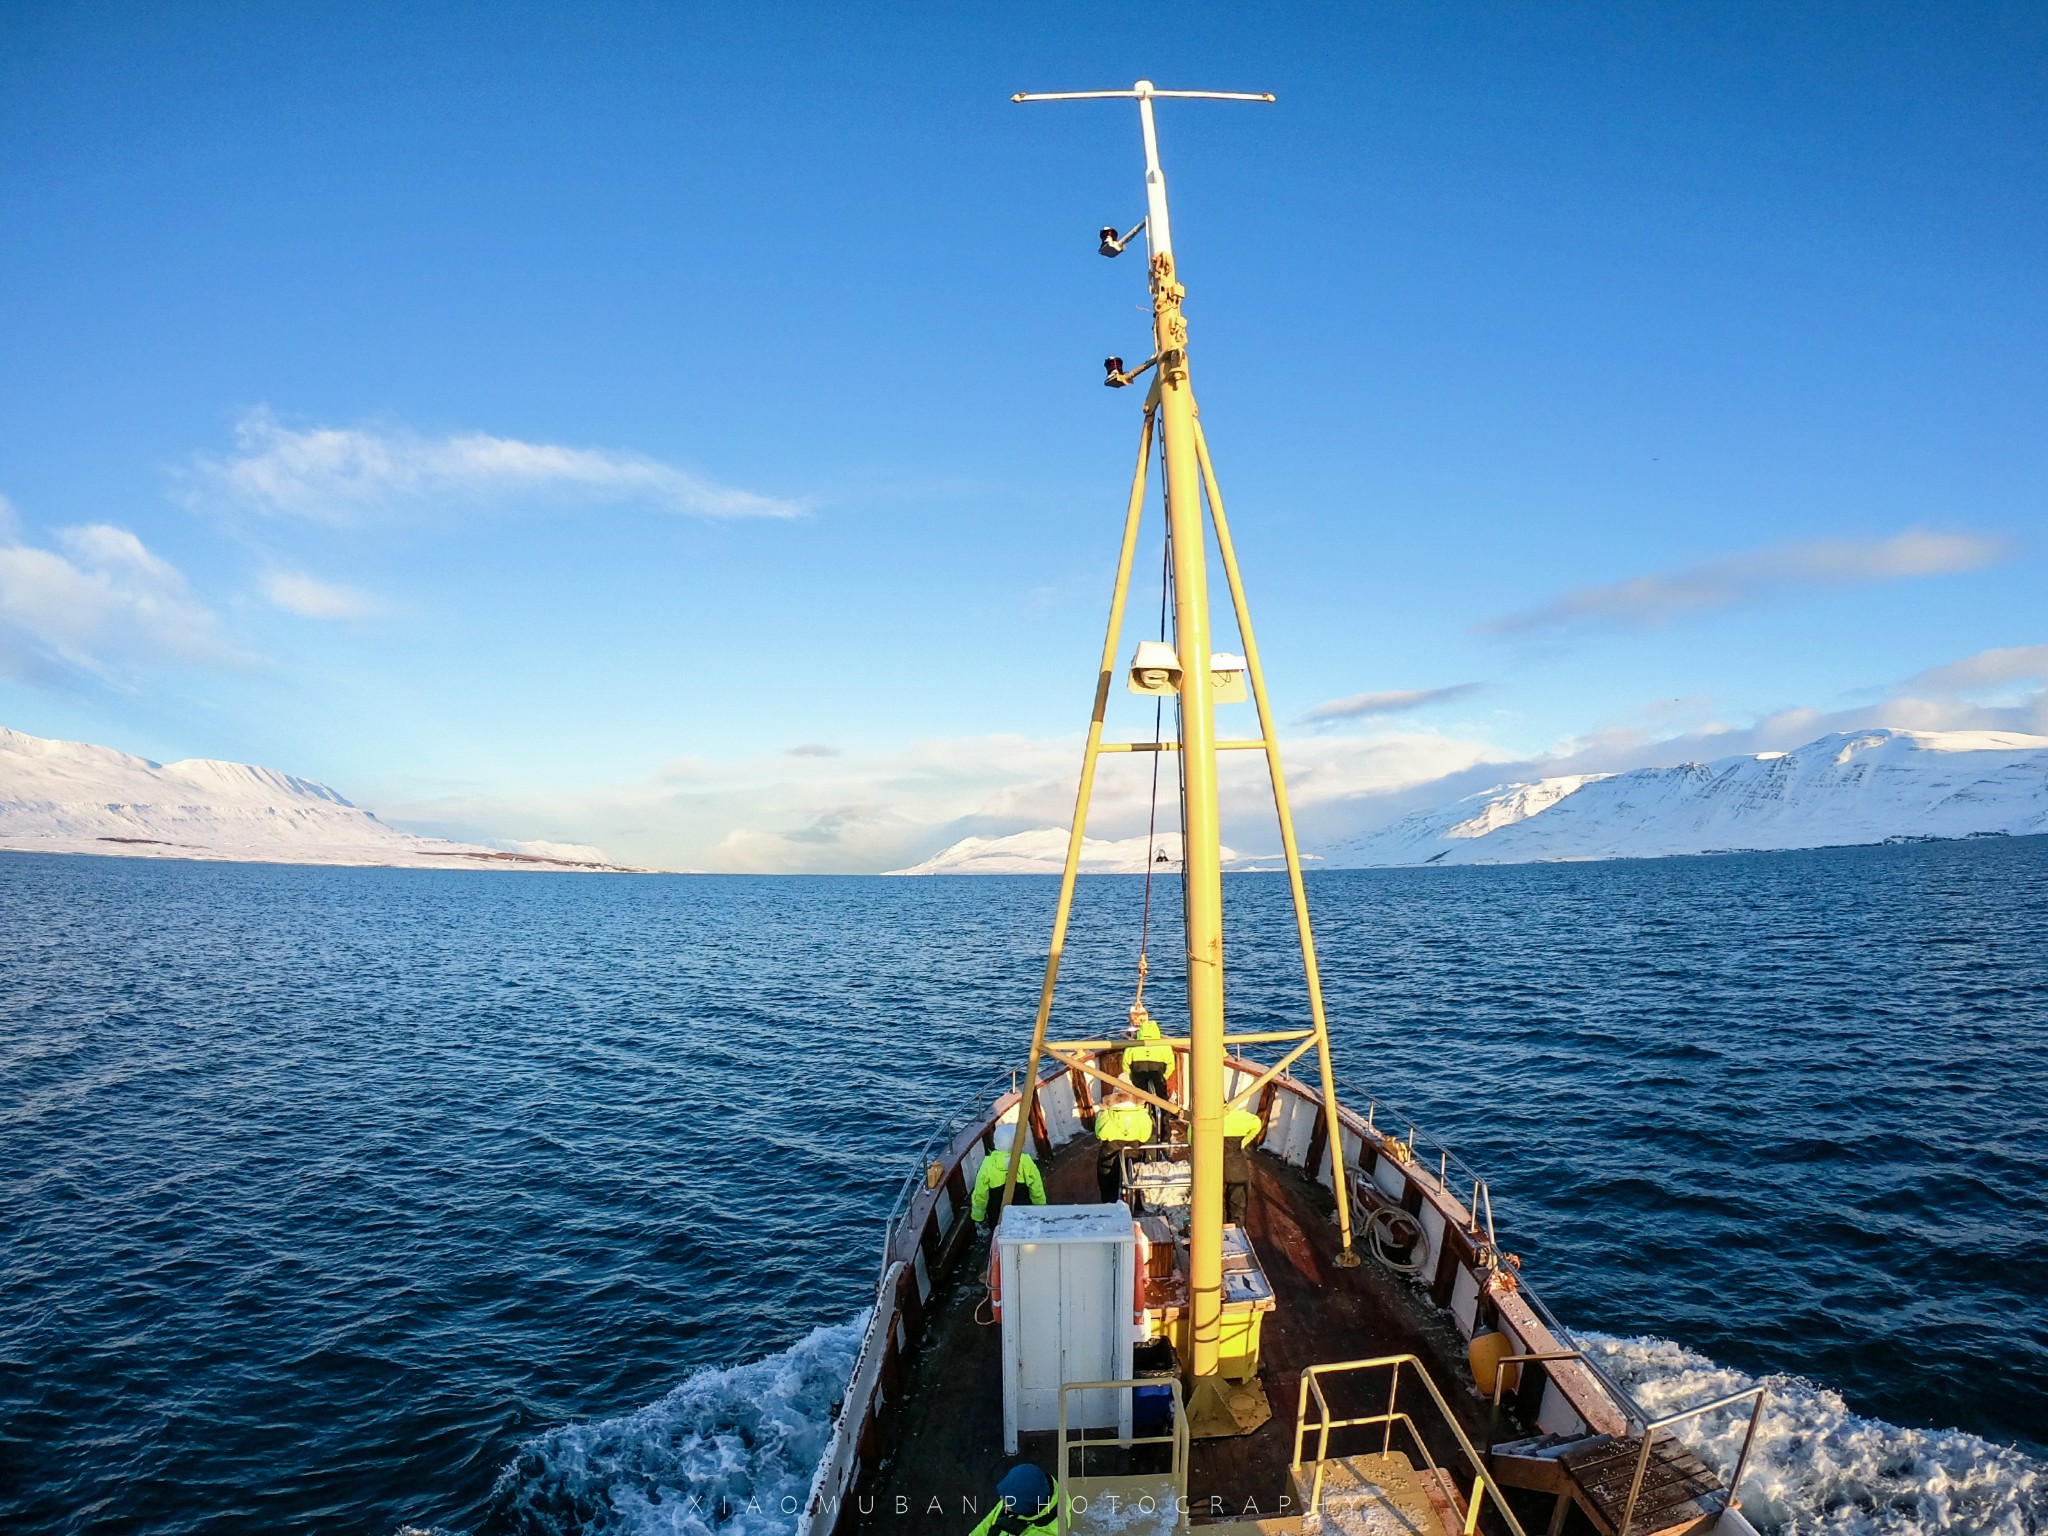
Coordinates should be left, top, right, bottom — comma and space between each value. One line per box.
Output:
1057, 1377, 1190, 1535
1293, 1354, 1531, 1536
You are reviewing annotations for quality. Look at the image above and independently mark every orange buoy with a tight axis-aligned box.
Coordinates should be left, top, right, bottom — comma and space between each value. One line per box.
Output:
1467, 1326, 1520, 1399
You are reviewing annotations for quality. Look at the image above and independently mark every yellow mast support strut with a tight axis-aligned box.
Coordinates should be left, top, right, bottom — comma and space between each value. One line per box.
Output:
1041, 1046, 1183, 1119
1194, 417, 1359, 1264
997, 404, 1157, 1222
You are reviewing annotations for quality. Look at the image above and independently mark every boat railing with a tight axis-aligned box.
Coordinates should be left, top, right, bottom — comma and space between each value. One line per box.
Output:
876, 1063, 1066, 1272
1511, 1280, 1653, 1432
1615, 1385, 1768, 1536
1336, 1079, 1657, 1433
1293, 1354, 1530, 1535
1346, 1090, 1493, 1203
1056, 1377, 1188, 1535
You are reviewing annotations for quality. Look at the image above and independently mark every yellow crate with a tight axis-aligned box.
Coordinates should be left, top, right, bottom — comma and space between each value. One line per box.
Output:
1218, 1302, 1265, 1380
1158, 1300, 1268, 1380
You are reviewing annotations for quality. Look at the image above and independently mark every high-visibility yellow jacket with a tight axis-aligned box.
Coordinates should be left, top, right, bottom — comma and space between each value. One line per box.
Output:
1095, 1101, 1155, 1145
970, 1149, 1046, 1222
1124, 1019, 1174, 1071
1224, 1106, 1265, 1148
965, 1479, 1062, 1536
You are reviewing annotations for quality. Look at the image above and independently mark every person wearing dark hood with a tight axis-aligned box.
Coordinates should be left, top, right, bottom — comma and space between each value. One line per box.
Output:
966, 1462, 1061, 1535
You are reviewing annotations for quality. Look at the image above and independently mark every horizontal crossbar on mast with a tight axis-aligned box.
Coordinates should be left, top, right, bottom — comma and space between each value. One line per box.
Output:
1012, 88, 1274, 103
1046, 1030, 1316, 1052
1097, 739, 1271, 753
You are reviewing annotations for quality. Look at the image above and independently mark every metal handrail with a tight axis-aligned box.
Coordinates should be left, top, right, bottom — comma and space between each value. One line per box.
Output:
1056, 1377, 1188, 1536
1336, 1078, 1656, 1434
1510, 1280, 1652, 1430
1348, 1088, 1493, 1203
1292, 1354, 1530, 1536
877, 1063, 1065, 1266
1617, 1385, 1768, 1536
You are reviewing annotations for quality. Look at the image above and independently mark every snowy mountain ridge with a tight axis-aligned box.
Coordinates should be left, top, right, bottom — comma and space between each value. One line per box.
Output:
0, 725, 633, 871
887, 829, 1250, 876
1330, 728, 2048, 867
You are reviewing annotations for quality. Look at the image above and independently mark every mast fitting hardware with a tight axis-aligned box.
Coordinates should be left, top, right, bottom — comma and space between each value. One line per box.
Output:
1104, 353, 1160, 388
1099, 218, 1146, 257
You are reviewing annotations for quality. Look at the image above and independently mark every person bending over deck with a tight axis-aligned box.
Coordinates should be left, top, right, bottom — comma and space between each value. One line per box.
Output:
1223, 1105, 1265, 1226
971, 1123, 1046, 1233
1123, 1007, 1175, 1139
967, 1463, 1060, 1536
1093, 1092, 1154, 1203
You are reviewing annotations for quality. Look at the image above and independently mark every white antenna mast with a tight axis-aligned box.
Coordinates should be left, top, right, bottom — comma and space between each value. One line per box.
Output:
1007, 80, 1324, 1441
1012, 82, 1274, 261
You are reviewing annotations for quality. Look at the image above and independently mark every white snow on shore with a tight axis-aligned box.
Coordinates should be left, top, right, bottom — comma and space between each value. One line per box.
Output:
888, 829, 1255, 876
0, 725, 635, 871
1329, 728, 2048, 868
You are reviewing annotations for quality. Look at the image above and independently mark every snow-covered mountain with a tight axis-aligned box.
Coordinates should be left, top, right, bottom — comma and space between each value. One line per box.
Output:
0, 725, 633, 871
889, 829, 1250, 876
1330, 728, 2048, 867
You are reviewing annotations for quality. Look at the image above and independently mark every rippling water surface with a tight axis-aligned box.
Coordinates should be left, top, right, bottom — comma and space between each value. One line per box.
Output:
2, 838, 2044, 1534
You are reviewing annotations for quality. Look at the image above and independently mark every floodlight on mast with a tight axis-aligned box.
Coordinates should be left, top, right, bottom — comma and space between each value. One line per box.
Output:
1012, 82, 1275, 262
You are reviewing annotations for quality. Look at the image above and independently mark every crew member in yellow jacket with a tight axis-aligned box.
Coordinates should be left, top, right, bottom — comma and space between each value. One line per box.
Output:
1093, 1092, 1155, 1203
970, 1122, 1046, 1232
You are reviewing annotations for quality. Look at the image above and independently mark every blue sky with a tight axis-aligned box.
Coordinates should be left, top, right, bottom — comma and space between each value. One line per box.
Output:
2, 2, 2043, 871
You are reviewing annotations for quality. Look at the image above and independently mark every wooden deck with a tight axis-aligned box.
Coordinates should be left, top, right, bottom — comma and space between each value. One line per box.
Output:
1555, 1433, 1724, 1536
849, 1137, 1509, 1532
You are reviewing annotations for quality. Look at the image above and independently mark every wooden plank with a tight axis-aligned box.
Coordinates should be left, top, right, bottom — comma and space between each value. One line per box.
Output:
1428, 1214, 1463, 1307
1070, 1064, 1097, 1125
1302, 1100, 1330, 1185
1559, 1431, 1723, 1536
1489, 1448, 1570, 1496
1418, 1464, 1469, 1533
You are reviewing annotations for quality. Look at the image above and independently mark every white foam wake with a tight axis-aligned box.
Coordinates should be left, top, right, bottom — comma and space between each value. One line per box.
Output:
1579, 1333, 2046, 1535
467, 1319, 2042, 1535
485, 1317, 865, 1535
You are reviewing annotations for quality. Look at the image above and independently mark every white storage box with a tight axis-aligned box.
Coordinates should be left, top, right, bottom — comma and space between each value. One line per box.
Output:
995, 1203, 1137, 1453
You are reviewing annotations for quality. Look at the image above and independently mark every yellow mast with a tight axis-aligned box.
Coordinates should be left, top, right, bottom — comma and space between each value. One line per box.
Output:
1005, 80, 1358, 1422
1103, 82, 1239, 1393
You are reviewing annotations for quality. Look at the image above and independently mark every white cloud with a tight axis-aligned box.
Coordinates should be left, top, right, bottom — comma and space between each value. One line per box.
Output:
1899, 643, 2048, 698
0, 516, 237, 681
1482, 529, 2005, 635
334, 640, 2048, 875
261, 569, 378, 620
186, 408, 804, 526
372, 727, 1508, 875
1304, 683, 1481, 722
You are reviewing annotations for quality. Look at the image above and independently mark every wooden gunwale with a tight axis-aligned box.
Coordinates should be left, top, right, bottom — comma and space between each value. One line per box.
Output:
798, 1057, 1629, 1536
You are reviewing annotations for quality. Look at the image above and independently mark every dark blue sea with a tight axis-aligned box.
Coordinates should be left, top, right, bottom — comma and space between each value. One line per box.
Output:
3, 838, 2045, 1535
